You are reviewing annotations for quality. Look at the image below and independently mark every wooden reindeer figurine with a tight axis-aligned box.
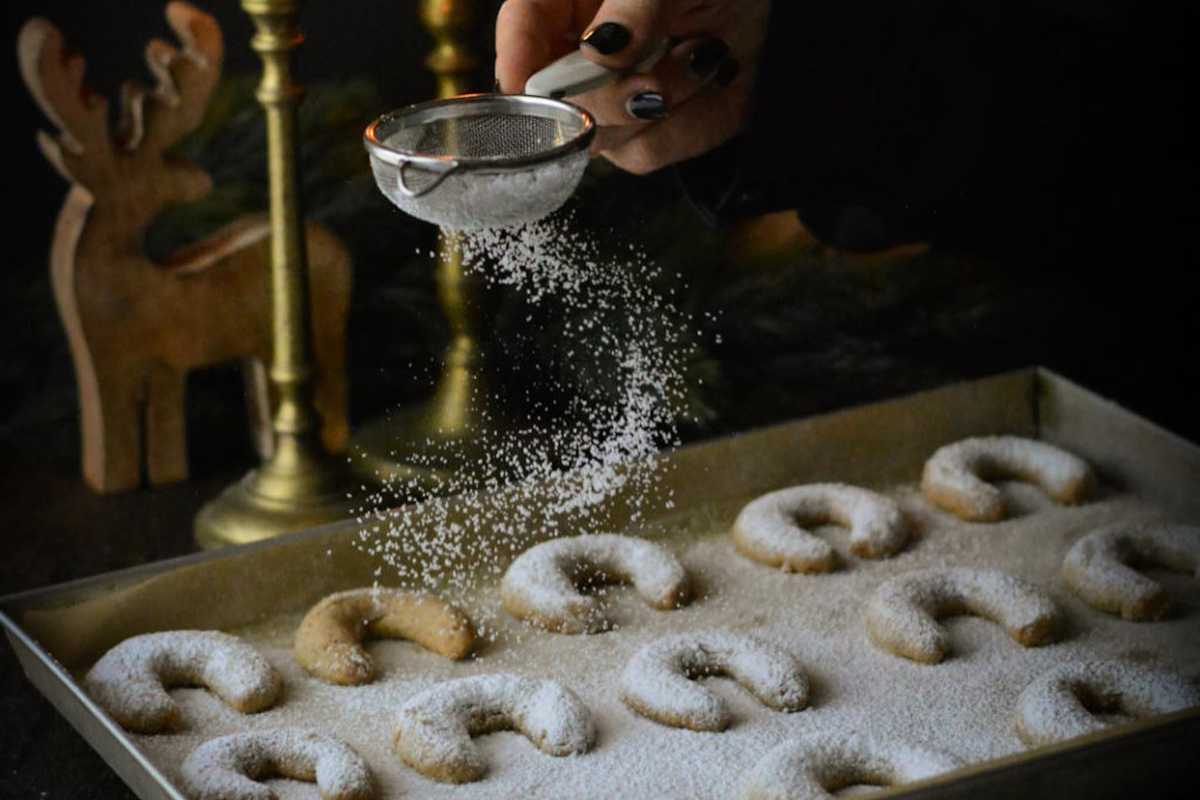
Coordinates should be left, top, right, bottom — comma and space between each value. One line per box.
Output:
17, 2, 352, 493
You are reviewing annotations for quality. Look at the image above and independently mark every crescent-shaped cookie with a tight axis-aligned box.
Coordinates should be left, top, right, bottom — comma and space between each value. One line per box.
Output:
181, 728, 374, 800
733, 483, 908, 572
84, 630, 281, 733
865, 568, 1060, 663
1062, 522, 1200, 621
740, 733, 961, 800
1016, 660, 1200, 746
394, 673, 594, 783
294, 587, 475, 685
500, 534, 690, 634
921, 436, 1093, 521
621, 631, 809, 730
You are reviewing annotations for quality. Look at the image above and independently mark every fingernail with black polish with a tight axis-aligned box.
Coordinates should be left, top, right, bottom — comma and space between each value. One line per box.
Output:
715, 58, 741, 88
688, 38, 730, 80
627, 91, 667, 120
582, 22, 632, 55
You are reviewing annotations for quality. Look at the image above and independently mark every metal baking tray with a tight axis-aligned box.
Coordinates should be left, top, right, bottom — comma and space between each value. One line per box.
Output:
4, 367, 1198, 799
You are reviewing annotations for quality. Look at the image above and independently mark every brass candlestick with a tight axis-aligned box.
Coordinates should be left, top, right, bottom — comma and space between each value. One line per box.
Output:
351, 0, 508, 493
195, 0, 358, 547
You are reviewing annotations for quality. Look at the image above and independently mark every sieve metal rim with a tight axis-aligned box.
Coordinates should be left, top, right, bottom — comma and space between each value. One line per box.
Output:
363, 93, 595, 173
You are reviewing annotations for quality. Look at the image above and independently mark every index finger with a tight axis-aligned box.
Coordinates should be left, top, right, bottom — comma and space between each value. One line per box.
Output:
495, 0, 590, 93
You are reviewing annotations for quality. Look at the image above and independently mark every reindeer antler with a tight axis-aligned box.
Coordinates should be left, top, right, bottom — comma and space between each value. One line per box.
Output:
17, 17, 111, 184
123, 2, 224, 154
17, 2, 222, 188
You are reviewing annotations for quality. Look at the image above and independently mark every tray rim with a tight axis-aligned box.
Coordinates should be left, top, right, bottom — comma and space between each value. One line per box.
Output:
2, 608, 187, 800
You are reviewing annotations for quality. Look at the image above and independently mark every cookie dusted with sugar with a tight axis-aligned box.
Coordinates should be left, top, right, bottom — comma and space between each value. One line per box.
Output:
865, 568, 1060, 663
180, 728, 373, 800
1062, 522, 1200, 621
921, 436, 1093, 522
500, 533, 690, 633
393, 673, 595, 783
620, 630, 809, 731
739, 732, 961, 800
84, 630, 281, 733
1016, 660, 1200, 746
294, 587, 475, 685
732, 483, 908, 573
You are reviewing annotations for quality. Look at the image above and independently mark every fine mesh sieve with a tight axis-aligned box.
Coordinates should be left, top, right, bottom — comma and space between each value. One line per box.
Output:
364, 94, 595, 230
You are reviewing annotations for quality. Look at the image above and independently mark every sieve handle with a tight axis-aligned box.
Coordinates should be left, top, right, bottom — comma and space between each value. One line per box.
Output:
524, 38, 669, 98
395, 157, 460, 198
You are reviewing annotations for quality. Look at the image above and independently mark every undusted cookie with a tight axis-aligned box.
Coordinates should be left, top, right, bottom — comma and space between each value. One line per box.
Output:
922, 436, 1093, 522
732, 483, 908, 573
180, 728, 373, 800
500, 534, 690, 634
1016, 660, 1200, 746
1062, 522, 1200, 621
865, 568, 1060, 663
394, 673, 594, 783
740, 732, 961, 799
85, 630, 281, 733
621, 631, 809, 731
294, 587, 475, 685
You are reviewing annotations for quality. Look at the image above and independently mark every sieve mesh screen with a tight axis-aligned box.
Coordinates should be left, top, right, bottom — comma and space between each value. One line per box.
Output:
386, 113, 575, 159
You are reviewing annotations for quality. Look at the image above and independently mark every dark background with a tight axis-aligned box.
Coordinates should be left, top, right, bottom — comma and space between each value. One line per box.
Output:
3, 1, 1198, 797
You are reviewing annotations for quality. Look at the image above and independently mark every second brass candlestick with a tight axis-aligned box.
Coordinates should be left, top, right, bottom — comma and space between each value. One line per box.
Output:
350, 0, 512, 495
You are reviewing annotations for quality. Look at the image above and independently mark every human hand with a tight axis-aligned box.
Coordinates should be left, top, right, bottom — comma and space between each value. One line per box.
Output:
495, 0, 770, 174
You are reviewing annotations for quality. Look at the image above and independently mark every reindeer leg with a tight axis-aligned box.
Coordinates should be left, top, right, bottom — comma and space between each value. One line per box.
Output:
144, 363, 188, 485
88, 365, 144, 493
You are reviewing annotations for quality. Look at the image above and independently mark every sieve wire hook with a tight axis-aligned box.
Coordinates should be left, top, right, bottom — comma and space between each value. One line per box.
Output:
395, 157, 462, 198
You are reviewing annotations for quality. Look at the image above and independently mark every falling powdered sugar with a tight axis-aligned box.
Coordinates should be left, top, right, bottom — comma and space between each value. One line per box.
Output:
351, 213, 695, 636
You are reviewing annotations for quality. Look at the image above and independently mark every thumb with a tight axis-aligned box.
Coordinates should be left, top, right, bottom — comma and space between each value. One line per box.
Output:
580, 0, 667, 70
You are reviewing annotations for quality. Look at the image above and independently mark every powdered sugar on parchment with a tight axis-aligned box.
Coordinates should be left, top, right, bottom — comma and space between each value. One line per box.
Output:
127, 488, 1200, 799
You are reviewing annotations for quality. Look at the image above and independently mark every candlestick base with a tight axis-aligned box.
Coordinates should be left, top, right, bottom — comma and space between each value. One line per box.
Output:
194, 454, 359, 549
